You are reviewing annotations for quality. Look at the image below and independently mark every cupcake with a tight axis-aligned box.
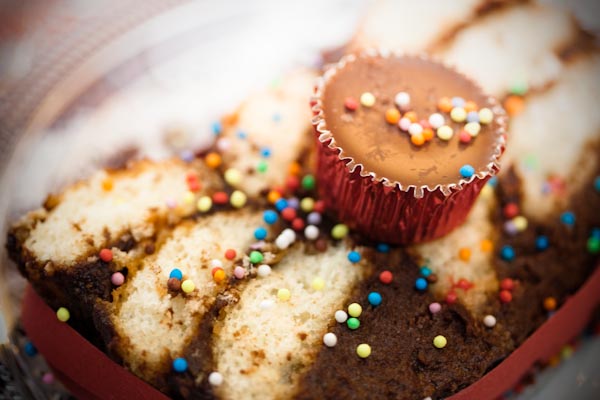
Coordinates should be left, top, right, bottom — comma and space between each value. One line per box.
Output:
311, 50, 507, 244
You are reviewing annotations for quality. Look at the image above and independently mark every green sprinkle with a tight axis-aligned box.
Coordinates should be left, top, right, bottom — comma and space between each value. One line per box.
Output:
347, 317, 360, 330
249, 251, 264, 264
301, 174, 316, 190
257, 160, 268, 173
587, 237, 600, 254
331, 224, 349, 240
510, 80, 528, 96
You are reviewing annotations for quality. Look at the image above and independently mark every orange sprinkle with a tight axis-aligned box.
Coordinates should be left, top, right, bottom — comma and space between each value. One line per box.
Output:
205, 152, 222, 169
101, 178, 113, 192
404, 111, 418, 123
410, 134, 425, 146
385, 108, 401, 124
458, 248, 471, 262
213, 269, 227, 283
464, 100, 478, 112
480, 239, 494, 252
422, 128, 434, 141
267, 190, 282, 204
437, 97, 453, 113
288, 162, 302, 176
503, 95, 525, 116
543, 297, 557, 311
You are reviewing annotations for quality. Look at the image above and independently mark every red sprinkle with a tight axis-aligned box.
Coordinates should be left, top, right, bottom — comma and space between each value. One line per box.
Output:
457, 278, 473, 290
224, 249, 236, 260
281, 207, 297, 221
459, 130, 472, 144
503, 203, 519, 219
499, 290, 513, 303
212, 191, 229, 205
99, 248, 113, 262
344, 97, 359, 111
186, 172, 197, 183
313, 200, 326, 214
445, 291, 458, 304
379, 270, 393, 284
291, 218, 305, 231
500, 278, 515, 291
285, 176, 300, 192
188, 180, 201, 192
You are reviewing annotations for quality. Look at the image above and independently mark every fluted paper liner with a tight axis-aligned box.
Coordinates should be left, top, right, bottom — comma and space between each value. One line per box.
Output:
311, 50, 508, 244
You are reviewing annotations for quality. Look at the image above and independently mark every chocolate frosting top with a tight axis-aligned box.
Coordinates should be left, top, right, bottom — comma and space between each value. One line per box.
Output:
321, 55, 502, 186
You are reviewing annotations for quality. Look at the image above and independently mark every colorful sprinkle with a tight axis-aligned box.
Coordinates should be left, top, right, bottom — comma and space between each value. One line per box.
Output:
513, 216, 528, 232
398, 117, 411, 131
212, 191, 229, 205
304, 225, 320, 240
504, 95, 524, 116
263, 210, 278, 225
111, 272, 125, 286
458, 248, 471, 262
169, 269, 183, 280
464, 122, 481, 137
394, 92, 410, 108
483, 315, 497, 328
500, 278, 515, 291
300, 197, 315, 212
99, 248, 113, 262
257, 264, 271, 277
347, 317, 360, 330
256, 160, 268, 173
404, 111, 417, 123
422, 128, 434, 141
348, 251, 361, 263
323, 332, 338, 347
205, 152, 221, 169
535, 236, 549, 251
360, 92, 376, 107
429, 302, 442, 314
224, 249, 237, 260
437, 97, 453, 113
433, 335, 447, 349
331, 224, 349, 239
478, 108, 494, 124
480, 239, 493, 252
415, 278, 428, 291
233, 266, 245, 279
560, 211, 575, 226
335, 310, 348, 323
24, 342, 37, 357
254, 227, 268, 240
368, 292, 382, 307
348, 303, 362, 318
376, 243, 390, 253
543, 297, 557, 311
56, 307, 70, 322
459, 130, 471, 144
503, 203, 519, 219
356, 344, 372, 358
588, 237, 600, 254
302, 175, 316, 190
499, 290, 513, 303
450, 107, 467, 122
224, 168, 242, 186
173, 357, 188, 372
385, 108, 401, 124
311, 277, 325, 291
460, 164, 475, 178
230, 190, 247, 208
208, 372, 223, 386
436, 125, 454, 141
213, 269, 226, 283
510, 81, 528, 96
291, 218, 305, 231
249, 251, 263, 264
101, 178, 113, 191
594, 176, 600, 192
181, 279, 195, 293
344, 97, 359, 111
428, 113, 445, 129
451, 97, 465, 108
379, 270, 393, 284
281, 207, 297, 221
197, 196, 212, 212
307, 212, 322, 225
408, 123, 423, 136
411, 133, 425, 146
500, 245, 515, 261
267, 190, 282, 204
277, 288, 291, 301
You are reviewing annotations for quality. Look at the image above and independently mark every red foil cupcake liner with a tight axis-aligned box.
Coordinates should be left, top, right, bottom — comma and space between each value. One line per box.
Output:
311, 50, 507, 244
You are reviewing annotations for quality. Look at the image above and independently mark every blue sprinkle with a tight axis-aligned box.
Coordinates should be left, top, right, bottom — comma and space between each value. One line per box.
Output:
500, 245, 515, 262
415, 277, 428, 291
348, 251, 361, 263
368, 292, 382, 307
376, 243, 390, 253
560, 211, 575, 227
307, 212, 322, 225
460, 164, 475, 178
487, 176, 498, 187
451, 97, 465, 108
535, 235, 549, 251
466, 111, 480, 123
272, 113, 281, 122
24, 342, 37, 357
254, 227, 268, 240
275, 198, 288, 212
263, 210, 278, 225
594, 176, 600, 192
169, 268, 183, 280
420, 266, 432, 277
179, 150, 195, 162
260, 147, 272, 158
173, 357, 188, 373
211, 121, 222, 135
287, 197, 300, 210
236, 130, 247, 139
591, 227, 600, 239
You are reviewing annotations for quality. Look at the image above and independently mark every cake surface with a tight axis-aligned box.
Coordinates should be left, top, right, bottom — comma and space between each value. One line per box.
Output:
5, 1, 600, 399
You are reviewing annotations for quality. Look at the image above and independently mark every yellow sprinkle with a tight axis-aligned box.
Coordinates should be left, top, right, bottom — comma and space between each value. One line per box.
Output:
479, 108, 494, 124
300, 197, 315, 213
56, 307, 70, 322
433, 335, 447, 349
513, 216, 528, 232
436, 125, 454, 141
450, 107, 467, 122
224, 168, 242, 186
181, 279, 195, 294
197, 196, 212, 212
230, 190, 247, 208
480, 184, 493, 200
182, 191, 195, 205
464, 122, 481, 137
356, 344, 371, 358
311, 277, 325, 291
348, 303, 362, 318
360, 92, 376, 107
277, 288, 291, 301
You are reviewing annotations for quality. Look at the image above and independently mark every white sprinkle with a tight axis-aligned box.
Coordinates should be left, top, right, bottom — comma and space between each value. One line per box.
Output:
323, 332, 338, 347
208, 372, 223, 386
423, 397, 433, 400
334, 310, 348, 323
282, 228, 296, 242
398, 117, 411, 131
483, 315, 497, 328
275, 235, 291, 249
210, 259, 223, 268
428, 113, 445, 129
394, 91, 410, 108
257, 264, 272, 277
216, 138, 231, 152
259, 299, 274, 310
408, 123, 423, 136
304, 225, 320, 240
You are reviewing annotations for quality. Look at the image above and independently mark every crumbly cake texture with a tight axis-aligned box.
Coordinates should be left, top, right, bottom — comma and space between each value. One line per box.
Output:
6, 2, 600, 400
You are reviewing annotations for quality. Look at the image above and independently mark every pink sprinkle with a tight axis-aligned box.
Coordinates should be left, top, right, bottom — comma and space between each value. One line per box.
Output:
42, 372, 54, 384
111, 272, 125, 286
429, 302, 442, 314
398, 117, 411, 131
233, 266, 246, 279
166, 199, 177, 209
459, 130, 472, 143
216, 138, 231, 152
